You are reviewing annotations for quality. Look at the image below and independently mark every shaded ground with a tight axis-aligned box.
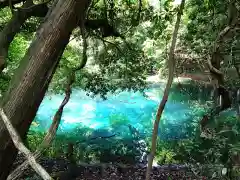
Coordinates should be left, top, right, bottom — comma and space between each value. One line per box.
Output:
12, 155, 202, 180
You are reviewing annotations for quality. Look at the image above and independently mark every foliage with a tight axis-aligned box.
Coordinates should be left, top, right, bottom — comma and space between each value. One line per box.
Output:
168, 114, 240, 178
0, 0, 185, 98
109, 113, 130, 129
181, 0, 228, 54
0, 33, 31, 95
27, 111, 240, 178
0, 7, 11, 29
26, 123, 147, 164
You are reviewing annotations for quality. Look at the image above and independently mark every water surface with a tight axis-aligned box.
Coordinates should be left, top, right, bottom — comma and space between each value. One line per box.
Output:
31, 82, 213, 140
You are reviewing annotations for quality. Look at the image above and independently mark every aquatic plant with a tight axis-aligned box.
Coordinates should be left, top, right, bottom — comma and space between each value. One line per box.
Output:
108, 113, 130, 129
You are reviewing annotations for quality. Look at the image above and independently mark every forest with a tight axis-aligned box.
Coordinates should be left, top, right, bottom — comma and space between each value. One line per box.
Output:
0, 0, 239, 179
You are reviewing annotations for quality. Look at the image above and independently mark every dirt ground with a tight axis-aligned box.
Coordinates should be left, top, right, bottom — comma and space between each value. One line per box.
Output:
11, 156, 203, 180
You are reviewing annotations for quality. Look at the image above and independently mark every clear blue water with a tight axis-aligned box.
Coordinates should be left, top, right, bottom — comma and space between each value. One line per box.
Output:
30, 83, 211, 140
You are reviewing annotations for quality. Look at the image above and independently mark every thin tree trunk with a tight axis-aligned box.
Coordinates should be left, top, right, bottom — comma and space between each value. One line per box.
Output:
145, 1, 185, 179
0, 0, 90, 179
0, 0, 48, 72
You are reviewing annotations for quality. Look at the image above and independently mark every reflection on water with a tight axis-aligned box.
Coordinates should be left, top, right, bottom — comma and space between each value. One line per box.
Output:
31, 82, 214, 140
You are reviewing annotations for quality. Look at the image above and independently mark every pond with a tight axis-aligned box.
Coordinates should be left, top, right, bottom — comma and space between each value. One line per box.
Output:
30, 80, 219, 140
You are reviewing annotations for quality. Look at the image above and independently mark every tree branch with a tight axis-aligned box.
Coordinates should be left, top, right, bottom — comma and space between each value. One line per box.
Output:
145, 0, 185, 179
16, 0, 52, 11
92, 33, 124, 54
0, 109, 52, 180
207, 56, 223, 76
77, 19, 88, 71
84, 19, 122, 38
0, 1, 49, 73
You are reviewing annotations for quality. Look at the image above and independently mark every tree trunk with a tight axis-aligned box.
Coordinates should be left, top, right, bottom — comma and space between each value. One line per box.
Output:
145, 0, 185, 179
0, 1, 49, 72
0, 0, 90, 179
207, 2, 240, 116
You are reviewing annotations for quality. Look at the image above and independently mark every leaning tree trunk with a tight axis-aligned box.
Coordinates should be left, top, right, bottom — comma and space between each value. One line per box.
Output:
0, 0, 90, 179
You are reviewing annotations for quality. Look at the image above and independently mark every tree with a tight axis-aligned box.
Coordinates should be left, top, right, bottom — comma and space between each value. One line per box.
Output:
0, 0, 90, 179
175, 0, 240, 117
145, 0, 185, 179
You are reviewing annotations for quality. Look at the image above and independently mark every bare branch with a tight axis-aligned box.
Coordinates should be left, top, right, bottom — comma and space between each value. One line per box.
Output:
0, 109, 52, 180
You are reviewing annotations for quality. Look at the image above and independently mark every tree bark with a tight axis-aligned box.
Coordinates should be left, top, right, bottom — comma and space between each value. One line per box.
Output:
8, 27, 88, 179
0, 1, 49, 72
0, 0, 90, 179
145, 0, 185, 179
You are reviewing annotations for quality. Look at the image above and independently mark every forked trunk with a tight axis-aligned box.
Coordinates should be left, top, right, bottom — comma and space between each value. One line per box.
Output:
0, 0, 90, 179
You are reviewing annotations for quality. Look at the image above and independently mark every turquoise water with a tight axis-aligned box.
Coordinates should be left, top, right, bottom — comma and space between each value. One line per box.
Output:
30, 82, 212, 140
